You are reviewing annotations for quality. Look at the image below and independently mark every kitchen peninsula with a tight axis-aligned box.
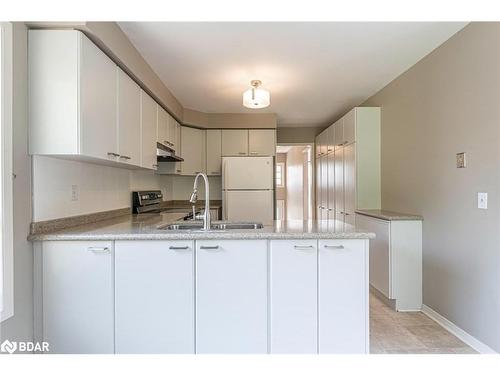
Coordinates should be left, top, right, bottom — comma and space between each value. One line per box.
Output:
30, 216, 373, 354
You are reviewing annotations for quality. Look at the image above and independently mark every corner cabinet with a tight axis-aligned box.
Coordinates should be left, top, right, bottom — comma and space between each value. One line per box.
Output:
29, 29, 156, 170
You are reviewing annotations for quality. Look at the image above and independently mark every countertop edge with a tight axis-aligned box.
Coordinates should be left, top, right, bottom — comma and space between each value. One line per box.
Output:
355, 210, 423, 221
29, 232, 376, 241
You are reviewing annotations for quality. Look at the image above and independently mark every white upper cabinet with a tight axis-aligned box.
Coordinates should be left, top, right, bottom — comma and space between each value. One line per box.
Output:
343, 108, 356, 145
334, 118, 344, 147
326, 126, 335, 154
180, 126, 206, 175
140, 91, 158, 170
30, 30, 118, 160
117, 68, 141, 167
221, 129, 248, 156
248, 129, 276, 156
79, 34, 118, 161
206, 129, 222, 176
29, 30, 154, 170
157, 105, 169, 147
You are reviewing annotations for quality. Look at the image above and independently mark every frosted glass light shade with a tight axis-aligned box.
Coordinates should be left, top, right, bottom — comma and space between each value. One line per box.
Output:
243, 87, 270, 109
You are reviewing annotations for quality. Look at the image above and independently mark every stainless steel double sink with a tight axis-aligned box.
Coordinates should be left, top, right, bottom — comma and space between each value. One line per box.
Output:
158, 222, 264, 231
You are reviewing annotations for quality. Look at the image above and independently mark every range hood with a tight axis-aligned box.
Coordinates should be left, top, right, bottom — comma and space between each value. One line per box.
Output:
157, 142, 184, 162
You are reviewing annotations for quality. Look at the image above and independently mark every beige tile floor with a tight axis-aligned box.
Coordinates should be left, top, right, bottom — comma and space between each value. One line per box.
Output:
370, 293, 477, 354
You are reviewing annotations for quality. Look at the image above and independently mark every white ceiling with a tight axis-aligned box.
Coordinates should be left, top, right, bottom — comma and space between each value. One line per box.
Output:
119, 22, 467, 127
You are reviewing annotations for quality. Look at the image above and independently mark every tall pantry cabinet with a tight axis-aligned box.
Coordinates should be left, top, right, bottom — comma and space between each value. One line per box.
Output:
315, 107, 381, 226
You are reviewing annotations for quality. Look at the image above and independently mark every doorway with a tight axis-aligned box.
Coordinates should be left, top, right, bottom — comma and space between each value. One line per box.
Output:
275, 144, 313, 220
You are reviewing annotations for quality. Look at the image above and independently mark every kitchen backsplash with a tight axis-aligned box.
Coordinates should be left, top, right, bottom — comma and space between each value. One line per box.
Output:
32, 155, 222, 221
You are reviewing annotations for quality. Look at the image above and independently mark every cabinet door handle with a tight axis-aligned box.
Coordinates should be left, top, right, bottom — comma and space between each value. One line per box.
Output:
344, 212, 350, 216
176, 169, 181, 172
324, 245, 345, 250
107, 152, 119, 157
119, 155, 131, 160
152, 164, 158, 168
169, 245, 190, 250
250, 151, 258, 154
195, 171, 202, 174
87, 246, 110, 254
200, 245, 220, 250
238, 152, 246, 155
294, 245, 315, 250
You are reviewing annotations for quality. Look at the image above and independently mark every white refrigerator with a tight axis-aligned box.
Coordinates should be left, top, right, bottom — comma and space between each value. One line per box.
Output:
222, 156, 274, 223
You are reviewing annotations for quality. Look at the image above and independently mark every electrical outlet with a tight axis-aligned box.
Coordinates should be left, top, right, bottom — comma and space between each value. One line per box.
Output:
478, 192, 487, 209
71, 185, 79, 202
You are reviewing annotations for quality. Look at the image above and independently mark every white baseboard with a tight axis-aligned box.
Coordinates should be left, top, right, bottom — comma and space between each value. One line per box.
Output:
421, 304, 497, 354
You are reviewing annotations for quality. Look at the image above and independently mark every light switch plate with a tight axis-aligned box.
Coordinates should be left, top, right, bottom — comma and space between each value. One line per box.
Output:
478, 192, 488, 209
456, 152, 466, 168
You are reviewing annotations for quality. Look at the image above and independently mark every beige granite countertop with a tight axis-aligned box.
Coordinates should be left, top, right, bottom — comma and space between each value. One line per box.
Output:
356, 209, 423, 221
28, 214, 375, 241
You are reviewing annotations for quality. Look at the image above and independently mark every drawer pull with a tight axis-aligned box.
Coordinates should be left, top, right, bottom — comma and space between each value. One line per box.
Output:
324, 245, 345, 250
87, 247, 110, 254
200, 245, 220, 250
294, 245, 315, 250
107, 152, 119, 157
119, 155, 131, 160
169, 246, 189, 250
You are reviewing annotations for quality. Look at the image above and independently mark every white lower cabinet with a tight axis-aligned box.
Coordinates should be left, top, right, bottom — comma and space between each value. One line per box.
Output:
39, 238, 369, 354
115, 240, 195, 353
319, 239, 369, 353
270, 240, 317, 353
196, 240, 268, 353
42, 241, 114, 354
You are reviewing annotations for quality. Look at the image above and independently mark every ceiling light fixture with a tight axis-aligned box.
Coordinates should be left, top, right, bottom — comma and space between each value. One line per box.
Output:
243, 80, 270, 109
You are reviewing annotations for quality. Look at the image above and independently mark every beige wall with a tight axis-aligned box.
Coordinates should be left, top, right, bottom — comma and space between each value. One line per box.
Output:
277, 126, 323, 144
184, 109, 277, 129
363, 22, 500, 352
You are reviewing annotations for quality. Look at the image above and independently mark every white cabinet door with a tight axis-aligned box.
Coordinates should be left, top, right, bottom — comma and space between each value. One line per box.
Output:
221, 129, 248, 156
270, 240, 317, 353
334, 147, 344, 230
343, 143, 356, 220
320, 156, 329, 220
117, 68, 141, 166
80, 34, 118, 161
343, 108, 356, 145
170, 118, 180, 152
206, 129, 222, 175
42, 241, 114, 353
316, 157, 322, 219
327, 152, 335, 219
196, 240, 268, 353
319, 239, 369, 353
115, 241, 195, 353
334, 118, 344, 147
166, 114, 176, 149
180, 126, 205, 175
315, 135, 322, 159
326, 126, 335, 154
157, 105, 169, 147
249, 129, 276, 156
140, 91, 158, 170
